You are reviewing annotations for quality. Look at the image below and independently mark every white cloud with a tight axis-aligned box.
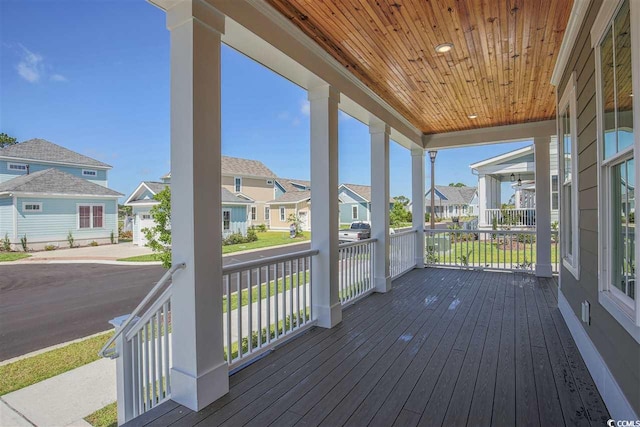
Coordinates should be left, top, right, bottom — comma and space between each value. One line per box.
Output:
300, 100, 310, 116
16, 45, 43, 83
50, 74, 67, 82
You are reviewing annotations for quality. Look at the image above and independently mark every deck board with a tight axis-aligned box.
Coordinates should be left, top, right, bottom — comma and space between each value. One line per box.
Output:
129, 269, 609, 427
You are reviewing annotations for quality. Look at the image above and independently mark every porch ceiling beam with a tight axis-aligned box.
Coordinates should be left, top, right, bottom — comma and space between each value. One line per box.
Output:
203, 0, 424, 150
423, 120, 557, 150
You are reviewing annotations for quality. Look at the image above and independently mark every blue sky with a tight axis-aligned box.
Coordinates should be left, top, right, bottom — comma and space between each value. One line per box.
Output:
1, 1, 529, 202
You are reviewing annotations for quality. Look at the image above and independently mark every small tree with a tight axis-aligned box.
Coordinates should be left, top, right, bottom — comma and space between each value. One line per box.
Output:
390, 196, 411, 227
143, 187, 172, 268
448, 182, 465, 187
287, 213, 302, 237
0, 133, 18, 148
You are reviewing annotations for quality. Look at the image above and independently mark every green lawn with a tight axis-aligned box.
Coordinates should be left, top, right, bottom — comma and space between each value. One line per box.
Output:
0, 252, 30, 262
223, 270, 310, 313
118, 232, 310, 262
85, 402, 117, 427
0, 331, 113, 396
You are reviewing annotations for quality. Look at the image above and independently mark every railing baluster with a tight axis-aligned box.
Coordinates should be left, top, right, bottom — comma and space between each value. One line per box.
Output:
257, 268, 262, 348
281, 261, 286, 335
266, 265, 271, 344
225, 275, 232, 363
247, 269, 253, 353
289, 260, 294, 332
274, 263, 279, 339
236, 273, 242, 359
155, 312, 162, 402
163, 301, 170, 395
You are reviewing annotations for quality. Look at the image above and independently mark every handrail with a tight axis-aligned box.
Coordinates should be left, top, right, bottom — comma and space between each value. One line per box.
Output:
338, 238, 378, 249
391, 229, 419, 237
99, 262, 186, 358
425, 229, 537, 235
222, 249, 319, 276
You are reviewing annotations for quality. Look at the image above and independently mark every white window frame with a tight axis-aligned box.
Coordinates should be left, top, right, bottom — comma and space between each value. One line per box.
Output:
558, 71, 580, 280
8, 162, 28, 172
251, 206, 256, 221
279, 206, 286, 222
351, 205, 358, 220
140, 213, 152, 220
264, 206, 270, 221
22, 202, 42, 212
234, 177, 242, 193
593, 0, 640, 340
222, 209, 231, 231
76, 203, 105, 229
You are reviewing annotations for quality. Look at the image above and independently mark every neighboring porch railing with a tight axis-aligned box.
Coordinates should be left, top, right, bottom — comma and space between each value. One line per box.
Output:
425, 229, 540, 273
338, 239, 376, 305
484, 208, 536, 227
390, 230, 418, 279
552, 229, 559, 274
222, 249, 318, 369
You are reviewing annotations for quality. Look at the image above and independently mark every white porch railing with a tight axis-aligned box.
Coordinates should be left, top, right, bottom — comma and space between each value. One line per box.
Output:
99, 263, 185, 424
222, 249, 318, 368
484, 208, 536, 227
339, 239, 376, 305
390, 230, 418, 279
425, 229, 540, 273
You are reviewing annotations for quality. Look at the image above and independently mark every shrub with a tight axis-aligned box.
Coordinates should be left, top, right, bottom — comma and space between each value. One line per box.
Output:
2, 233, 10, 252
246, 227, 258, 242
143, 187, 172, 268
110, 231, 115, 244
20, 235, 28, 252
89, 241, 99, 247
119, 230, 132, 240
44, 244, 57, 251
67, 231, 75, 248
517, 233, 535, 244
223, 232, 245, 246
257, 224, 267, 233
629, 211, 635, 223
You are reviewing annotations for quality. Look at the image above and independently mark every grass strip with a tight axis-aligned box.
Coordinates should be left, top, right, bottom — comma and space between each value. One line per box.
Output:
84, 402, 117, 427
0, 252, 31, 262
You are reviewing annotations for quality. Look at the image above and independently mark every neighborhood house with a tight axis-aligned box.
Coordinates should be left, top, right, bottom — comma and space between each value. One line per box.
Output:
0, 139, 121, 251
424, 185, 478, 219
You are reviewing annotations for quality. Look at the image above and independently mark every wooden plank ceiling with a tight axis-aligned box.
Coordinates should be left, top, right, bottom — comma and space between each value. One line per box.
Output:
266, 0, 574, 134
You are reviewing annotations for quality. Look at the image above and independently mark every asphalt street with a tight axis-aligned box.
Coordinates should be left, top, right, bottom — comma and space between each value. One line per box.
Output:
0, 242, 310, 361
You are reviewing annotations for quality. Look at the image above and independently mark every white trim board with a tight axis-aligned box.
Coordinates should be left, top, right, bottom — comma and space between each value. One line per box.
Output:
558, 290, 638, 420
551, 0, 590, 86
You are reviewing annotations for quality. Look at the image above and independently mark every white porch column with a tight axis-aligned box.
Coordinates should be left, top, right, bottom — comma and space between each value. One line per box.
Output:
534, 136, 552, 277
309, 84, 342, 328
478, 174, 488, 226
515, 187, 522, 209
370, 121, 391, 292
164, 0, 228, 411
411, 148, 425, 268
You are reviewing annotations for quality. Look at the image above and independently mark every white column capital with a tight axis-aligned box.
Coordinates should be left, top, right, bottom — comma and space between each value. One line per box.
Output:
308, 84, 340, 103
411, 147, 425, 158
369, 120, 390, 136
156, 0, 225, 33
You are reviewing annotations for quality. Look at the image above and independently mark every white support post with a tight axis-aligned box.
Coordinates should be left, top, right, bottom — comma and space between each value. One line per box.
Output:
370, 121, 391, 292
411, 148, 425, 268
534, 136, 553, 277
163, 0, 228, 411
110, 315, 134, 425
478, 174, 488, 226
309, 84, 342, 328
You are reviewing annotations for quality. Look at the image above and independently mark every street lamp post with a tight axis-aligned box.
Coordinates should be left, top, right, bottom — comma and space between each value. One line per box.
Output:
428, 150, 437, 230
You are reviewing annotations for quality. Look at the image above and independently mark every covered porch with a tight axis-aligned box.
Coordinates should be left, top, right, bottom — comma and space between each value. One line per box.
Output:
125, 268, 609, 427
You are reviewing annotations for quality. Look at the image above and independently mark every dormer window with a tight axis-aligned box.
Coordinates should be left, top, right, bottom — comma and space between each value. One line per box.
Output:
82, 169, 98, 177
8, 162, 28, 172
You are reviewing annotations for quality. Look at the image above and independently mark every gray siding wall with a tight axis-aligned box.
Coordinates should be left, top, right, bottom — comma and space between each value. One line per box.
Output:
558, 0, 639, 414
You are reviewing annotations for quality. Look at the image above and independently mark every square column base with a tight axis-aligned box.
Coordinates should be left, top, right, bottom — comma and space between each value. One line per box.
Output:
535, 263, 553, 278
414, 258, 425, 269
375, 276, 392, 293
170, 361, 229, 411
313, 301, 342, 328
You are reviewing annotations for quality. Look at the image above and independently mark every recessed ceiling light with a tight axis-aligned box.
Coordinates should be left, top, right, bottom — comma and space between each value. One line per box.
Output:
435, 43, 454, 53
630, 93, 634, 97
468, 114, 478, 119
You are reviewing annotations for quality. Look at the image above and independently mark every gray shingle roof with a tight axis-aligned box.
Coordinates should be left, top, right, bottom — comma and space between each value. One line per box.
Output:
267, 190, 311, 204
426, 185, 477, 206
340, 183, 395, 203
0, 139, 111, 168
161, 156, 276, 181
222, 187, 251, 204
143, 182, 168, 194
128, 182, 249, 204
275, 178, 311, 193
0, 169, 122, 197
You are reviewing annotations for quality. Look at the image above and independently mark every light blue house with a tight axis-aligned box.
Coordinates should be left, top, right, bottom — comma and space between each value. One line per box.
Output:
338, 183, 395, 225
0, 139, 122, 251
125, 179, 251, 246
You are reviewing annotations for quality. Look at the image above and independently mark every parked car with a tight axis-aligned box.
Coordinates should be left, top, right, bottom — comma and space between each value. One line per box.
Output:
339, 221, 371, 243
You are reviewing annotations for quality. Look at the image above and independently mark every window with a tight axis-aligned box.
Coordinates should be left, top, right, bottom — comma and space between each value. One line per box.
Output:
266, 179, 274, 185
22, 202, 42, 212
8, 163, 27, 172
352, 205, 358, 219
551, 175, 559, 210
280, 206, 286, 222
78, 204, 104, 229
82, 169, 97, 177
264, 206, 270, 221
251, 206, 256, 220
234, 177, 242, 193
559, 71, 579, 278
594, 0, 639, 338
222, 210, 231, 231
141, 214, 151, 220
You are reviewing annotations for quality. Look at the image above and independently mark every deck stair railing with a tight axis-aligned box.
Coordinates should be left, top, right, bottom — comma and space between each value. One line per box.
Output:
222, 249, 318, 369
389, 230, 418, 279
338, 238, 376, 305
99, 262, 186, 425
484, 208, 536, 227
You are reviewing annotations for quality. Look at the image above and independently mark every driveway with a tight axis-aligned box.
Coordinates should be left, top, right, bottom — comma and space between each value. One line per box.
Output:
0, 242, 310, 361
23, 241, 153, 261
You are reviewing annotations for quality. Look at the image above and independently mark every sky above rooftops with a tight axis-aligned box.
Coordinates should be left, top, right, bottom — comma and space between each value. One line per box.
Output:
1, 1, 528, 203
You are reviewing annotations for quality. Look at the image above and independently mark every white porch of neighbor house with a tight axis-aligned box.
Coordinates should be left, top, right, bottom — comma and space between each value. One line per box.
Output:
99, 1, 562, 425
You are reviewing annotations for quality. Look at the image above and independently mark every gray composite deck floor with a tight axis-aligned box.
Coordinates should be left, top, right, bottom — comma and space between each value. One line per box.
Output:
127, 268, 610, 427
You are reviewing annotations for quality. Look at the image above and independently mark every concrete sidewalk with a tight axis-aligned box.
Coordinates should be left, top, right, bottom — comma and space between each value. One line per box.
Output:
1, 359, 115, 427
24, 242, 153, 261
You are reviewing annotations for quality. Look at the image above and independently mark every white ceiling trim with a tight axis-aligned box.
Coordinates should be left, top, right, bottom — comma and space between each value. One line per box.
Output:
551, 0, 591, 86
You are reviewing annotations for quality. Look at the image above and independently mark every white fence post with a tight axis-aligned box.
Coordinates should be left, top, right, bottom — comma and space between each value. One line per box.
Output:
370, 121, 391, 293
411, 148, 425, 268
110, 315, 135, 425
